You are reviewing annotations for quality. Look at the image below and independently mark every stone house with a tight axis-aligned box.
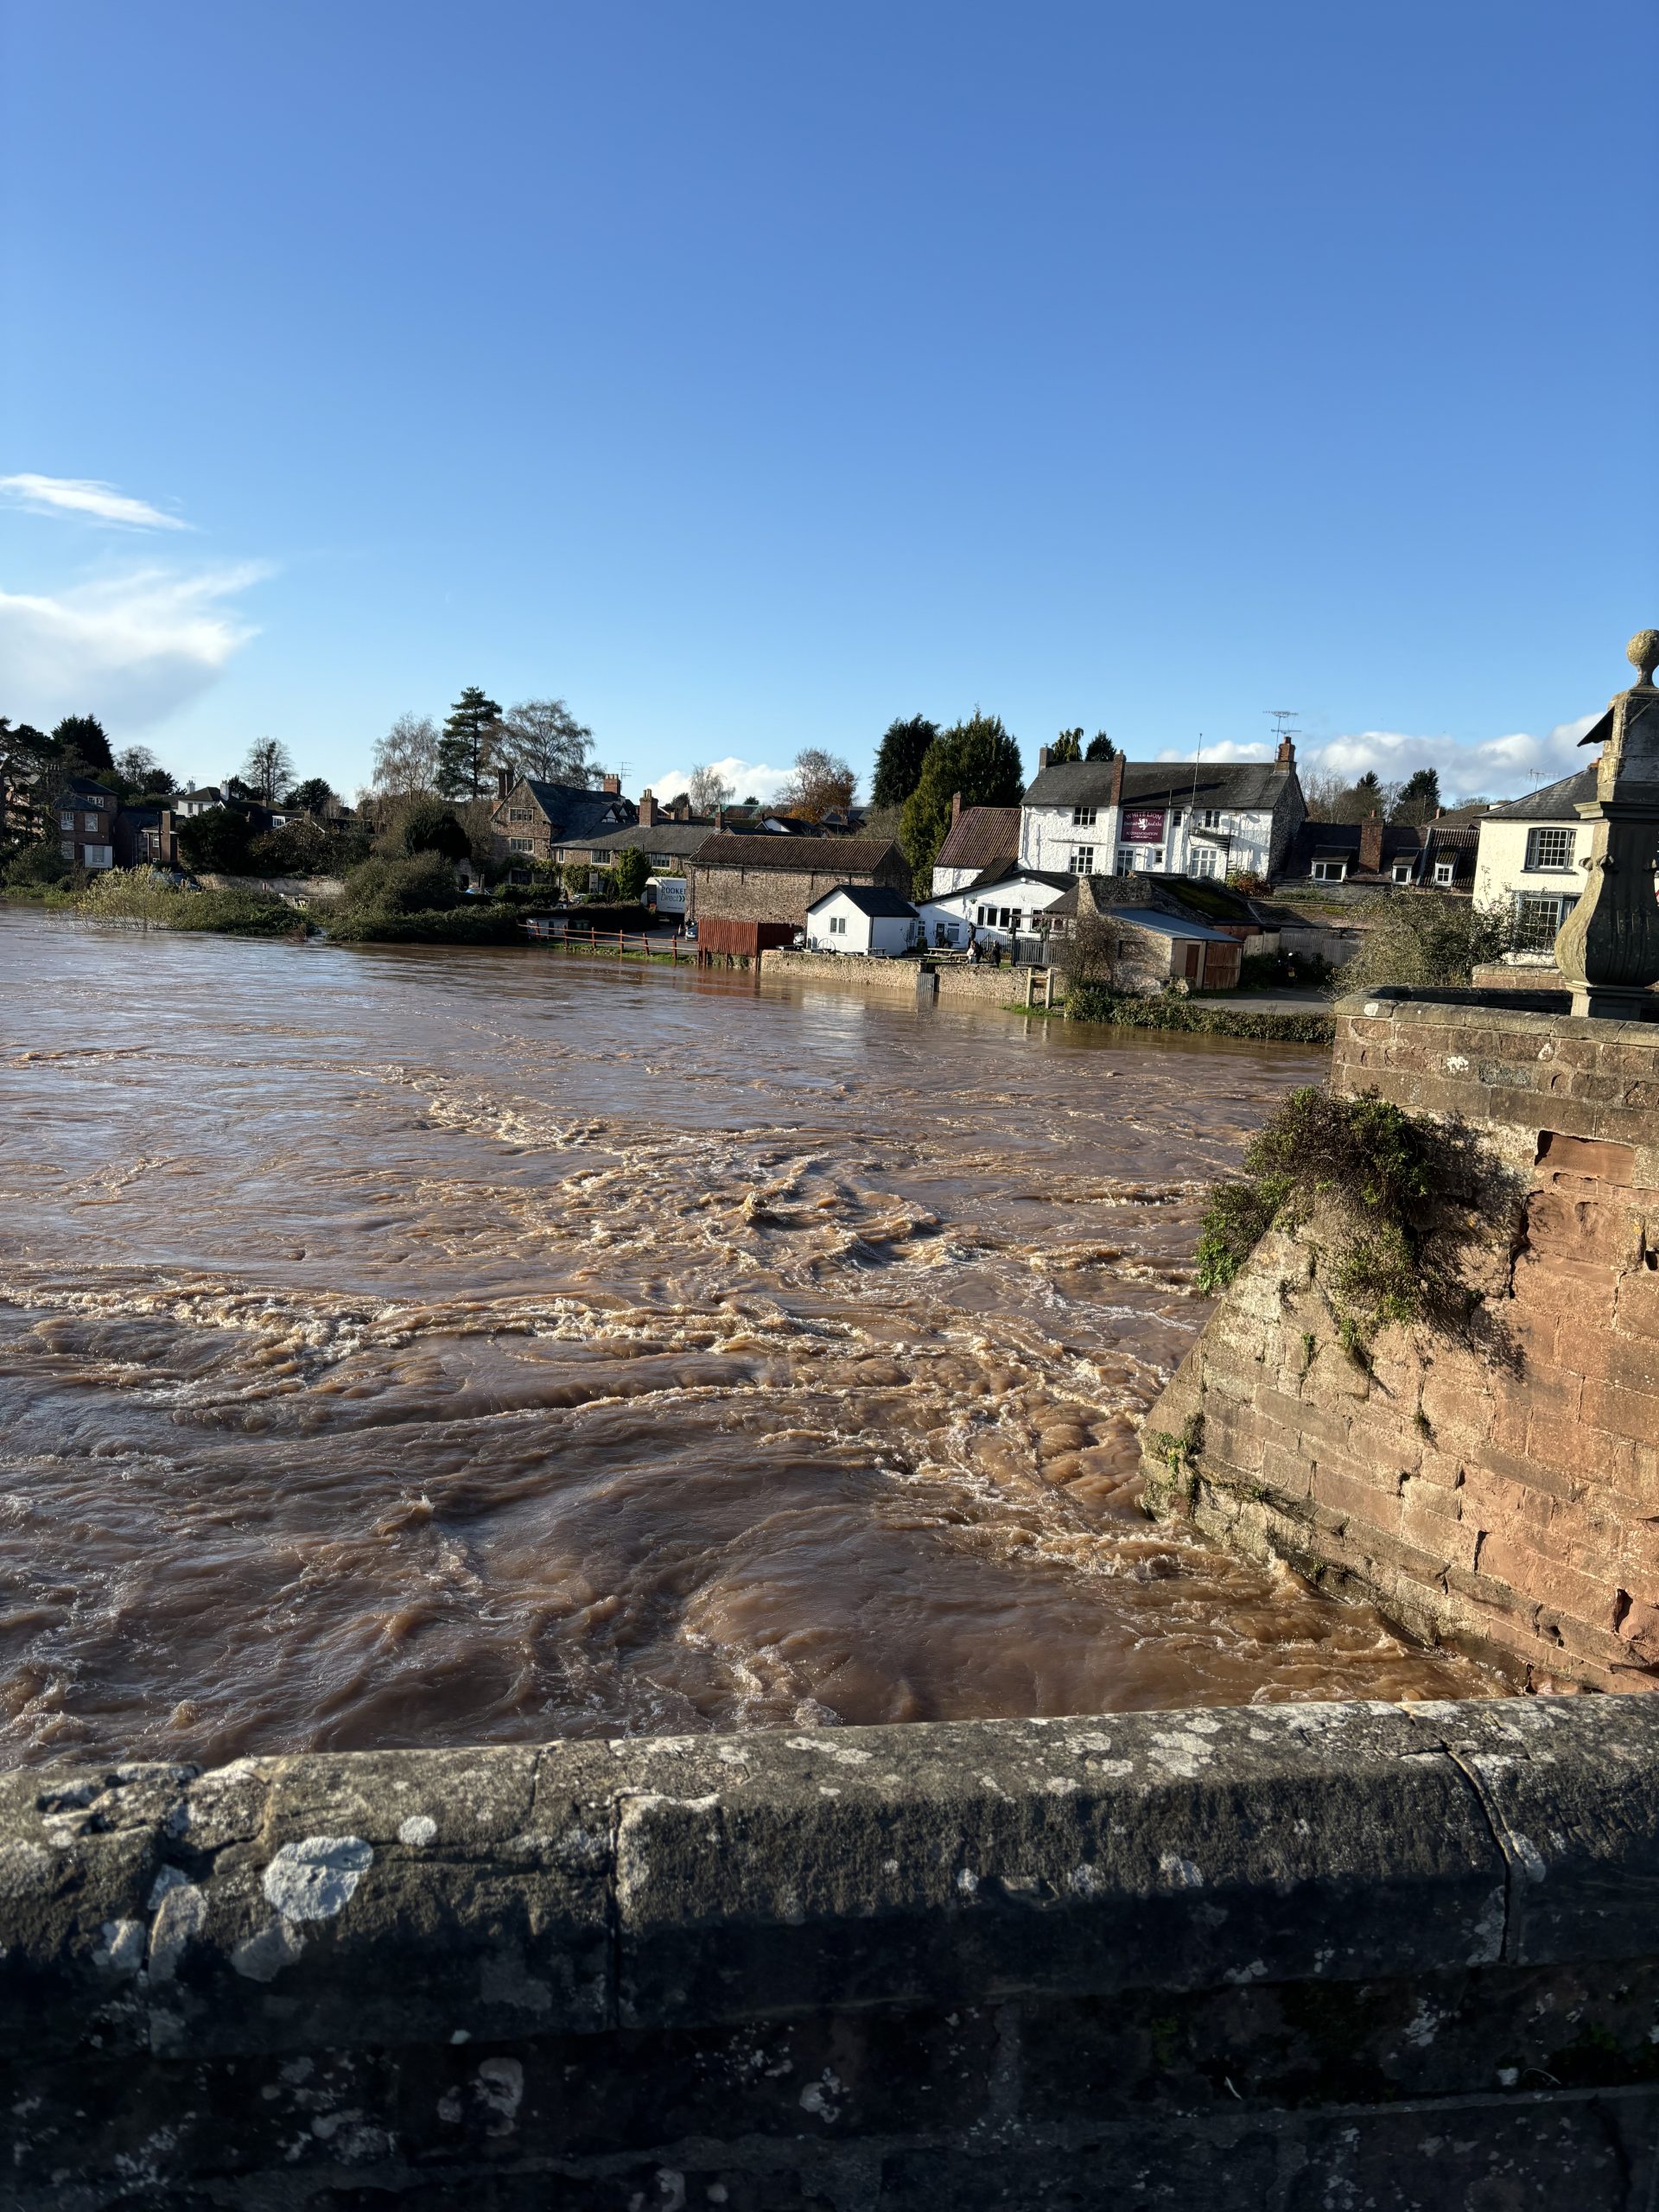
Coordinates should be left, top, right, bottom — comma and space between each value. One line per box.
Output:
1472, 769, 1594, 953
685, 834, 910, 928
491, 772, 636, 871
1018, 741, 1305, 884
578, 791, 717, 876
54, 777, 119, 870
1045, 874, 1243, 990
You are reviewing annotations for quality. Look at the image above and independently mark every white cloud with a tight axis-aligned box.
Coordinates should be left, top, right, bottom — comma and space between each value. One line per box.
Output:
1155, 741, 1271, 764
644, 754, 794, 805
1307, 713, 1599, 798
0, 473, 191, 531
0, 564, 267, 728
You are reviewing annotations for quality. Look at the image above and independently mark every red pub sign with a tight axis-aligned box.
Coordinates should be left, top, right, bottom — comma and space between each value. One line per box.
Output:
1122, 808, 1166, 843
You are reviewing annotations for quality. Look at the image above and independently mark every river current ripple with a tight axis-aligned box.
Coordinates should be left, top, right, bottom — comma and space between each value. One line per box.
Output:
0, 908, 1490, 1766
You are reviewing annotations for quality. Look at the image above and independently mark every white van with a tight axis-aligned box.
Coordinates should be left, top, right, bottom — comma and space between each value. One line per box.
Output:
646, 875, 688, 916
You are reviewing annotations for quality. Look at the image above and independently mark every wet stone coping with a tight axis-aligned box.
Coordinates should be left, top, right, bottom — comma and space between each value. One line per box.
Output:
2, 1695, 1655, 2063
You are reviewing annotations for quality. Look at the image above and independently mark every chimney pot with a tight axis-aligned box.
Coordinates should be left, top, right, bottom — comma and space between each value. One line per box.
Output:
602, 773, 621, 796
639, 789, 656, 827
1039, 746, 1050, 769
1275, 735, 1296, 768
950, 790, 963, 827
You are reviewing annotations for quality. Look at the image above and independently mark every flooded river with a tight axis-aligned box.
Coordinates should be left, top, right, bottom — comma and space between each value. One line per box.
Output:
0, 906, 1490, 1767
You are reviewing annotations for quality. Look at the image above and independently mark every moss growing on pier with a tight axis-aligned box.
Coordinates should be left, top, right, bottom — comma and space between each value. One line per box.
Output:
1194, 1085, 1517, 1359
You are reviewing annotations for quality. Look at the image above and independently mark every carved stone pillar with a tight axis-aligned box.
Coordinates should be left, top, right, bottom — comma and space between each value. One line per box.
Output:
1554, 628, 1659, 1019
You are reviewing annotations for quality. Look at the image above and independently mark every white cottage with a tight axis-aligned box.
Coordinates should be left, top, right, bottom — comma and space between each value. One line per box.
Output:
1472, 770, 1594, 954
1017, 742, 1305, 885
916, 867, 1074, 949
804, 883, 920, 956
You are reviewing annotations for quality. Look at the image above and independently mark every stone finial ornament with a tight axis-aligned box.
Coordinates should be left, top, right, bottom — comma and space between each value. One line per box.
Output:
1554, 628, 1659, 1018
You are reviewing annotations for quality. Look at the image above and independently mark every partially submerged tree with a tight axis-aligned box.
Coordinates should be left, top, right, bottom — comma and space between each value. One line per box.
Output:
870, 715, 938, 810
899, 711, 1024, 887
436, 688, 505, 801
779, 746, 856, 820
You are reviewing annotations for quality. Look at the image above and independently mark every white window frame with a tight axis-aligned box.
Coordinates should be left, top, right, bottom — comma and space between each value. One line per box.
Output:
1071, 804, 1096, 827
1512, 891, 1575, 950
1191, 848, 1218, 879
828, 913, 848, 936
1392, 861, 1414, 884
1311, 860, 1348, 883
1525, 826, 1575, 872
1433, 859, 1456, 886
1069, 845, 1095, 874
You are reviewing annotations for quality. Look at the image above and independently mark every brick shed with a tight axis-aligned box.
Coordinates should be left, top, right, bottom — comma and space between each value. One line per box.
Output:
685, 834, 910, 928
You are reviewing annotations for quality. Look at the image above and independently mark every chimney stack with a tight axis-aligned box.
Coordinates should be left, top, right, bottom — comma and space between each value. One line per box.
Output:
1039, 746, 1051, 770
496, 766, 512, 802
1358, 814, 1385, 874
950, 790, 963, 827
602, 772, 621, 796
1275, 735, 1296, 769
639, 789, 656, 828
715, 804, 727, 831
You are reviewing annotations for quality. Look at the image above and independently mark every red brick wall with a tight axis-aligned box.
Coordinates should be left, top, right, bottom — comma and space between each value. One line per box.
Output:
1143, 995, 1659, 1691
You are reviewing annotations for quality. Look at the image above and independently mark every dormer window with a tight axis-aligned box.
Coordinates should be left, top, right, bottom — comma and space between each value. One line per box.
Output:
1392, 861, 1414, 884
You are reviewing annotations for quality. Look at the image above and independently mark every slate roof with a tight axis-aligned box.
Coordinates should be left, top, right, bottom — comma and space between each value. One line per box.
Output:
1481, 769, 1596, 820
933, 806, 1021, 874
1021, 758, 1298, 810
521, 779, 636, 840
808, 883, 918, 918
688, 833, 901, 875
1281, 821, 1426, 880
1108, 906, 1238, 943
957, 864, 1074, 898
60, 777, 118, 802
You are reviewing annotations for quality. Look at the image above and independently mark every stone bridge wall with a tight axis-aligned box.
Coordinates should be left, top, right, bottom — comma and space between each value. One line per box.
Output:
9, 1698, 1659, 2208
1142, 990, 1659, 1691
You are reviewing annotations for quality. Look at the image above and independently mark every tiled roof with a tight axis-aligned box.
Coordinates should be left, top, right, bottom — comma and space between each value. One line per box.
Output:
580, 823, 712, 858
933, 806, 1020, 873
688, 834, 901, 874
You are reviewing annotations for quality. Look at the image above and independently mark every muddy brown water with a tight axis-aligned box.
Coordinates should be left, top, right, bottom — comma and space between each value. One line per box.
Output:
0, 907, 1491, 1766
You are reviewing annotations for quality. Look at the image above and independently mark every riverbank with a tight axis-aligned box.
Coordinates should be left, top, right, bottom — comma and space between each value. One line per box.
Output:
761, 948, 1336, 1043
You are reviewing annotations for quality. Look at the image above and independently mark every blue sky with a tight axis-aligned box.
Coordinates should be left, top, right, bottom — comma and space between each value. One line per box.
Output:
2, 1, 1653, 806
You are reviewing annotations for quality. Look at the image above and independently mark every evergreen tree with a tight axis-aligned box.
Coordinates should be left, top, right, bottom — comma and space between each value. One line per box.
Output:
436, 687, 505, 801
1050, 728, 1084, 763
612, 846, 650, 902
1085, 730, 1117, 761
1392, 766, 1442, 825
899, 711, 1024, 887
870, 715, 938, 810
53, 714, 113, 774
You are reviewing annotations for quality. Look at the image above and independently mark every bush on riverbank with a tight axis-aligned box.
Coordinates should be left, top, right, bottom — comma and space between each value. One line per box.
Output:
1065, 983, 1333, 1044
324, 904, 527, 944
1330, 893, 1511, 995
75, 869, 304, 936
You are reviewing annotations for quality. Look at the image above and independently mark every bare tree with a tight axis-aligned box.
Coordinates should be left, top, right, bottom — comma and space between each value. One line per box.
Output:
1058, 909, 1122, 989
779, 747, 857, 821
372, 714, 440, 797
688, 763, 734, 814
502, 698, 598, 785
241, 737, 295, 804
